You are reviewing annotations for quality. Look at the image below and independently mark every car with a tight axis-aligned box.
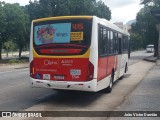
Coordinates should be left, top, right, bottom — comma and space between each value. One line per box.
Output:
146, 44, 154, 53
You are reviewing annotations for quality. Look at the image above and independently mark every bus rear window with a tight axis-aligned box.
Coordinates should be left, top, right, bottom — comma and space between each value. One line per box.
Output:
33, 19, 92, 46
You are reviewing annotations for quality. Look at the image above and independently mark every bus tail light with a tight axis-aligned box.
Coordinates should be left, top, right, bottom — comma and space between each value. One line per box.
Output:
30, 60, 34, 78
86, 61, 94, 81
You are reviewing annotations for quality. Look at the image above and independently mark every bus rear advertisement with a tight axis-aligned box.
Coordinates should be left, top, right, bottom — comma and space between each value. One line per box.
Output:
30, 16, 130, 93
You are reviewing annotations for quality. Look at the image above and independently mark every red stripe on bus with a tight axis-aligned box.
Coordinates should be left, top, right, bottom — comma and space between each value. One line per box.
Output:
34, 44, 88, 48
97, 56, 117, 81
39, 49, 82, 54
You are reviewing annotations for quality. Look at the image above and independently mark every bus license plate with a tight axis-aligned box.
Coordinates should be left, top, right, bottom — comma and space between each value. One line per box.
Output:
43, 74, 51, 80
54, 76, 64, 80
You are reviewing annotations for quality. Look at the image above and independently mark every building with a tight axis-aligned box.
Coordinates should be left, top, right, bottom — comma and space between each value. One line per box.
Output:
114, 22, 124, 30
114, 20, 136, 32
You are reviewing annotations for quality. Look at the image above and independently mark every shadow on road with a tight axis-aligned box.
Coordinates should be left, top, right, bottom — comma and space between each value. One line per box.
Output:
34, 74, 132, 108
36, 90, 104, 107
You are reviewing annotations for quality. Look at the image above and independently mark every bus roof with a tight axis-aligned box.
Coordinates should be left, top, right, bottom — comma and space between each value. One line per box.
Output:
32, 16, 93, 23
96, 16, 130, 36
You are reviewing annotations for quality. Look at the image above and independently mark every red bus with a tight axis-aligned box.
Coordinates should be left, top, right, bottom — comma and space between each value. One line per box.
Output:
29, 16, 130, 93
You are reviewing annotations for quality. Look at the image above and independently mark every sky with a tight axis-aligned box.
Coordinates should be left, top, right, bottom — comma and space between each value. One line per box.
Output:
2, 0, 144, 24
105, 0, 144, 23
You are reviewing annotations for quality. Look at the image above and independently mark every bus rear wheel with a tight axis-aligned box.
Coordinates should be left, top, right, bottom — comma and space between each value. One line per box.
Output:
103, 72, 114, 93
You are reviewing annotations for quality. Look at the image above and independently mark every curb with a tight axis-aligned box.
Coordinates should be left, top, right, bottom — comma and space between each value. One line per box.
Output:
143, 56, 157, 62
0, 63, 29, 69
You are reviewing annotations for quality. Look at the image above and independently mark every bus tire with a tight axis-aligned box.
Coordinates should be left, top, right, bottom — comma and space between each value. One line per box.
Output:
103, 71, 114, 93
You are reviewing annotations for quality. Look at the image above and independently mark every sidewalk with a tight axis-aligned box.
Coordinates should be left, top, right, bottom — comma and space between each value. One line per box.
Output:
108, 57, 160, 120
143, 55, 160, 66
0, 51, 29, 70
2, 51, 29, 59
0, 63, 29, 70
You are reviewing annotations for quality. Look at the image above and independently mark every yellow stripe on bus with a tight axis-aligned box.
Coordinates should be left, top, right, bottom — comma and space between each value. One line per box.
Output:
33, 16, 93, 23
33, 48, 90, 58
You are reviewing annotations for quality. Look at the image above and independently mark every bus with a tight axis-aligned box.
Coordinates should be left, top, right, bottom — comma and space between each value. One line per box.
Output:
29, 16, 130, 93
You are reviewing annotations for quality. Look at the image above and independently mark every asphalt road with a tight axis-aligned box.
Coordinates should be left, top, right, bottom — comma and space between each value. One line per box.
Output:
0, 50, 154, 111
129, 50, 153, 65
0, 68, 53, 111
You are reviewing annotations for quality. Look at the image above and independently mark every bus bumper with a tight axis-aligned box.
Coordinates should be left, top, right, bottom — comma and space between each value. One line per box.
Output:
30, 78, 97, 92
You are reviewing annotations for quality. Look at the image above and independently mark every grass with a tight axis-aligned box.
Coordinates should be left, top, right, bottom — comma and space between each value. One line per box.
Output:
0, 57, 29, 64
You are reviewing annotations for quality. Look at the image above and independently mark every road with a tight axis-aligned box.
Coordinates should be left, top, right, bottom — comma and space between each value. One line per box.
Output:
0, 50, 153, 112
129, 50, 153, 65
0, 68, 53, 111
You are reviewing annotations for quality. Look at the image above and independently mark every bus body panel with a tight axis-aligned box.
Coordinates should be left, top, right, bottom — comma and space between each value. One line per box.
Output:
117, 54, 128, 78
89, 16, 98, 80
97, 56, 117, 80
32, 57, 89, 81
29, 22, 34, 63
30, 78, 97, 92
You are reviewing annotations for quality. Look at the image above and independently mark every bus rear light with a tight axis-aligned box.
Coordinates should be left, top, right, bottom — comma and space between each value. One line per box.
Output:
30, 60, 34, 78
86, 61, 94, 81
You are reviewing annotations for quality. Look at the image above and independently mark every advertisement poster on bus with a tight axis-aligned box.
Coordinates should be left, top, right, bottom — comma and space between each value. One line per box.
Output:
34, 23, 71, 45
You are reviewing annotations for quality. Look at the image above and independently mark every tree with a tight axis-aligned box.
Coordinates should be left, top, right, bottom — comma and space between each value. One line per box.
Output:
141, 0, 160, 6
3, 3, 29, 58
26, 0, 111, 21
94, 0, 111, 20
139, 0, 160, 56
3, 39, 16, 57
0, 1, 7, 59
130, 1, 159, 55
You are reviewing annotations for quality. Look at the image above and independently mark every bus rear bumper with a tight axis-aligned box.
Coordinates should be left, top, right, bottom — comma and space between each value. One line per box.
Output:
30, 78, 97, 92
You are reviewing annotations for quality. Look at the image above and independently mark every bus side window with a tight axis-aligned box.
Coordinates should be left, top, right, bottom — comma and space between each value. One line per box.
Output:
98, 25, 108, 56
102, 28, 108, 55
119, 38, 122, 54
107, 31, 112, 55
122, 36, 129, 53
113, 32, 118, 54
98, 26, 103, 56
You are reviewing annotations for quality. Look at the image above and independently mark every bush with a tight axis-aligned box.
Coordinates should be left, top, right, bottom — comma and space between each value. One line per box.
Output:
8, 59, 26, 64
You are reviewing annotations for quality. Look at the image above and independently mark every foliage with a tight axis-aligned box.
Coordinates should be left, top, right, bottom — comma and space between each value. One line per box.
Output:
0, 0, 111, 60
3, 3, 30, 58
130, 0, 159, 56
26, 0, 111, 22
0, 1, 7, 59
3, 39, 17, 57
130, 32, 143, 50
141, 0, 160, 6
8, 58, 26, 64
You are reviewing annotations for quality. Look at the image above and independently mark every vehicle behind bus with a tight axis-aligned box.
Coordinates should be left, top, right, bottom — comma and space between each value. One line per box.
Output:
146, 44, 154, 53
